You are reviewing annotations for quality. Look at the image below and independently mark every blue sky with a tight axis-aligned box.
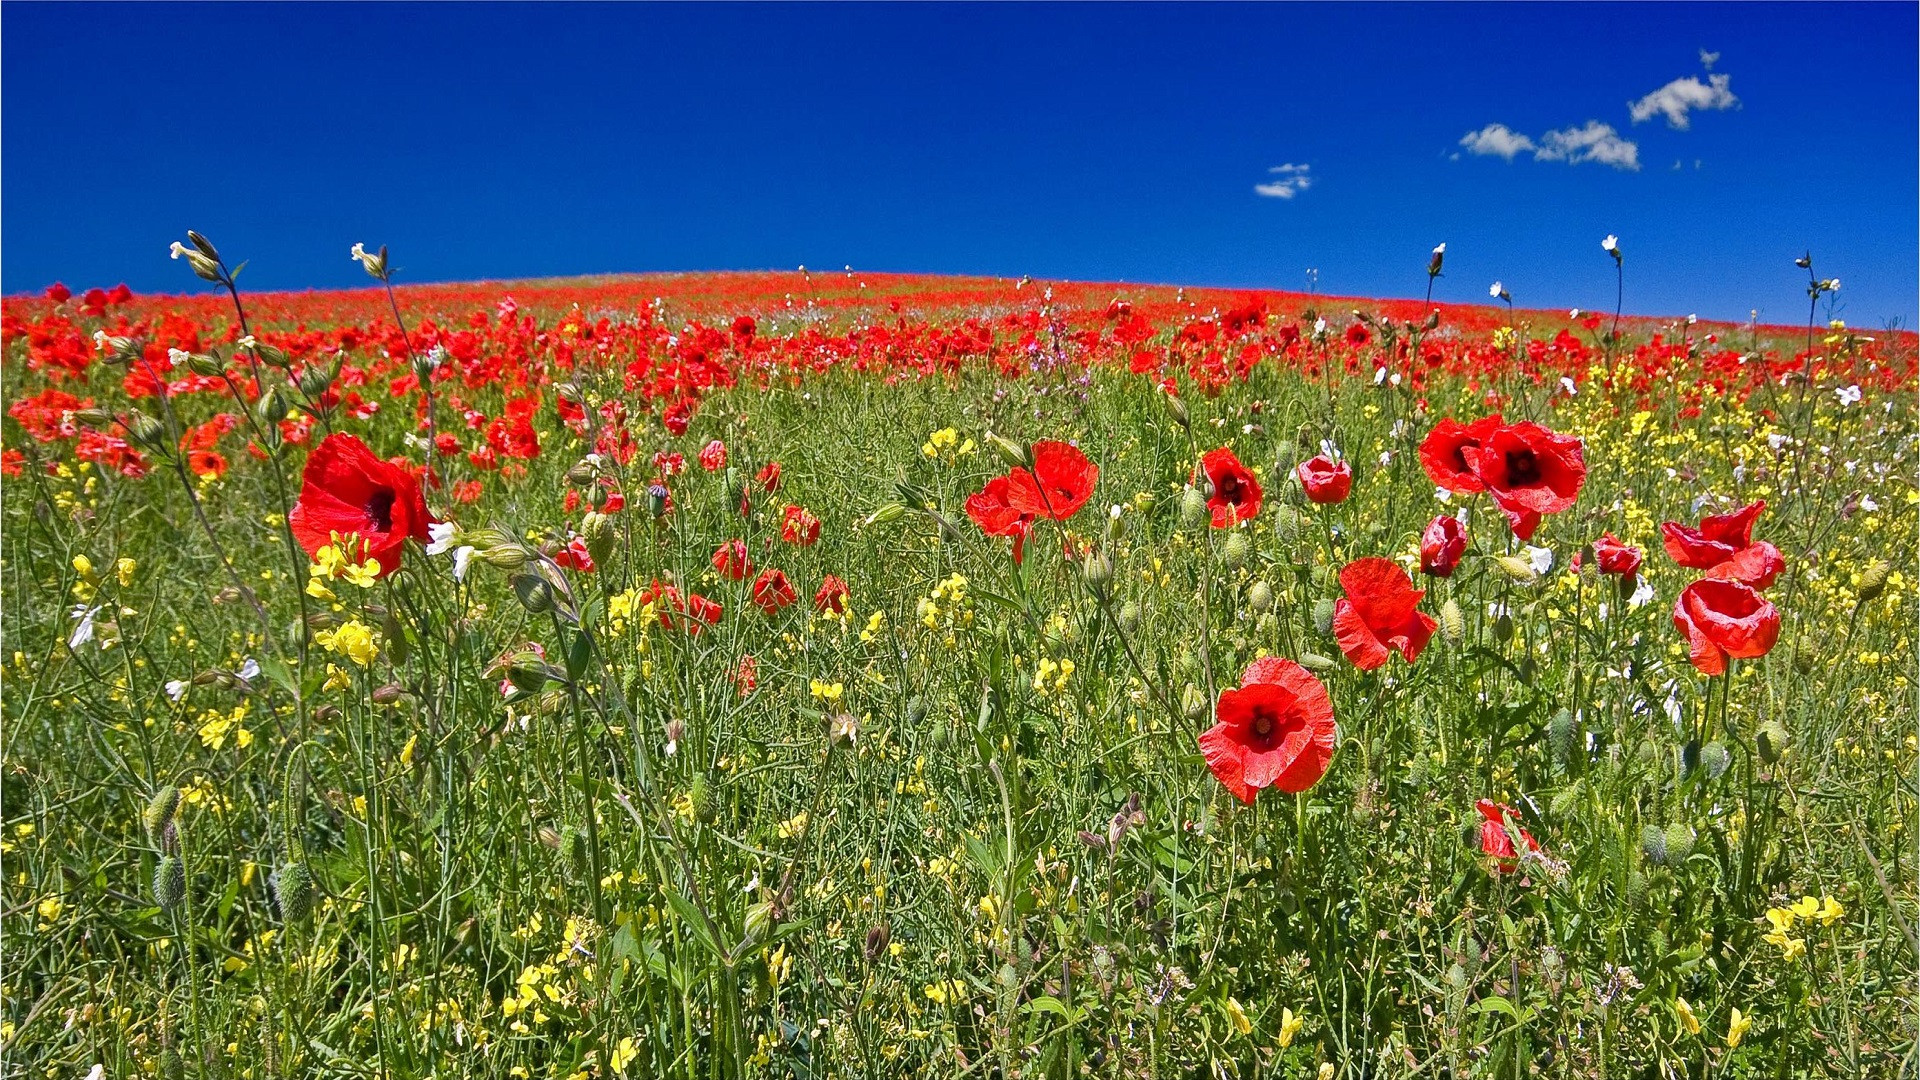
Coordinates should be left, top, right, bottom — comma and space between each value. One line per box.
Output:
4, 3, 1915, 325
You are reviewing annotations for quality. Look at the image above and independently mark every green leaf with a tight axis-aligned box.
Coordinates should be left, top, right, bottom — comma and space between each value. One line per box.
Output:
661, 888, 724, 962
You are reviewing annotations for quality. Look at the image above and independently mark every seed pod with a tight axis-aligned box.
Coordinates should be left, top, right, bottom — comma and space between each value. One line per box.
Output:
1311, 598, 1336, 636
126, 413, 169, 454
1494, 555, 1539, 586
561, 826, 591, 875
185, 351, 226, 378
1297, 652, 1337, 673
511, 573, 555, 614
255, 387, 290, 426
144, 786, 182, 843
1856, 559, 1891, 603
1221, 531, 1251, 569
1117, 601, 1141, 632
1162, 392, 1190, 429
1181, 683, 1209, 721
1179, 485, 1209, 528
688, 774, 718, 824
1699, 741, 1732, 781
296, 367, 333, 401
1640, 824, 1668, 866
566, 461, 599, 487
864, 922, 891, 961
1273, 503, 1302, 544
582, 512, 616, 566
648, 483, 670, 518
1439, 598, 1465, 646
1757, 719, 1790, 764
1547, 709, 1579, 766
272, 862, 315, 922
1247, 581, 1274, 615
154, 855, 186, 912
1081, 552, 1113, 593
1663, 822, 1696, 864
185, 250, 224, 283
1625, 870, 1647, 906
506, 661, 553, 694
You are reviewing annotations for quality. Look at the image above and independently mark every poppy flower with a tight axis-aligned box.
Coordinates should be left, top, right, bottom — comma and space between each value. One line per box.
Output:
1420, 515, 1467, 577
553, 536, 597, 573
1332, 557, 1438, 670
1197, 657, 1336, 804
699, 440, 727, 472
1661, 500, 1784, 588
1592, 533, 1643, 577
187, 450, 229, 479
781, 505, 821, 546
1294, 455, 1351, 505
45, 282, 71, 304
751, 568, 797, 613
1475, 799, 1540, 873
1704, 542, 1785, 590
965, 472, 1040, 561
1198, 447, 1263, 526
756, 460, 782, 492
711, 539, 752, 581
1418, 415, 1501, 494
1023, 440, 1098, 520
289, 433, 433, 576
1672, 578, 1781, 675
814, 574, 850, 614
1461, 422, 1586, 540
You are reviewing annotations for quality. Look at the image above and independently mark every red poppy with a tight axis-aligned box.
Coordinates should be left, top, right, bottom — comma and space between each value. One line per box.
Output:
756, 460, 782, 492
1461, 422, 1586, 540
1418, 415, 1501, 494
1661, 501, 1764, 568
1198, 447, 1263, 526
289, 433, 433, 576
1672, 578, 1781, 675
1024, 440, 1098, 520
1197, 657, 1337, 804
1295, 455, 1352, 505
965, 472, 1040, 561
814, 574, 850, 614
1592, 533, 1642, 577
699, 439, 727, 472
711, 539, 752, 581
1420, 515, 1468, 577
781, 504, 821, 546
45, 282, 70, 304
1704, 542, 1785, 590
187, 450, 229, 478
733, 653, 758, 695
1475, 799, 1540, 872
553, 536, 597, 573
751, 568, 797, 613
652, 450, 686, 477
1332, 557, 1437, 670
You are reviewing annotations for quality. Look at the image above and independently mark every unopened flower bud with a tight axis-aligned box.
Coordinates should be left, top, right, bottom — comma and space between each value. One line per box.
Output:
1179, 485, 1209, 528
1856, 559, 1890, 603
185, 351, 226, 378
185, 251, 224, 283
582, 512, 616, 565
1757, 719, 1790, 764
483, 545, 531, 571
296, 367, 333, 401
511, 573, 555, 614
1081, 551, 1113, 593
1494, 555, 1539, 585
985, 431, 1029, 470
272, 862, 315, 922
566, 461, 599, 487
1298, 652, 1337, 673
154, 855, 186, 912
186, 230, 220, 262
1439, 599, 1465, 645
144, 786, 182, 842
1311, 598, 1335, 636
1221, 531, 1251, 569
688, 773, 718, 824
1247, 580, 1274, 614
371, 683, 405, 706
255, 387, 290, 426
1163, 391, 1191, 429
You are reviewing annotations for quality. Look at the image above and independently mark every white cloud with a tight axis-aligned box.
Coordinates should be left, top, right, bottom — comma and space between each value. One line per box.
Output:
1458, 123, 1536, 161
1255, 163, 1312, 199
1628, 72, 1738, 129
1535, 120, 1641, 171
1699, 48, 1720, 71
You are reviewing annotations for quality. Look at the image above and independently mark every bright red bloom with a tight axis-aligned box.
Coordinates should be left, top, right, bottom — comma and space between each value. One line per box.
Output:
553, 536, 597, 573
781, 504, 821, 546
1198, 447, 1263, 526
187, 450, 229, 478
1592, 533, 1643, 576
711, 538, 753, 581
1022, 440, 1098, 520
652, 450, 686, 477
699, 439, 727, 471
1661, 501, 1764, 568
751, 568, 797, 613
45, 282, 70, 304
1420, 515, 1468, 577
1672, 578, 1781, 675
639, 580, 722, 634
1475, 799, 1540, 873
965, 471, 1040, 561
1294, 454, 1351, 506
814, 574, 850, 614
1418, 415, 1501, 494
288, 433, 433, 576
1197, 657, 1337, 804
662, 400, 693, 436
1704, 542, 1785, 590
756, 460, 782, 492
1461, 422, 1585, 540
1332, 557, 1438, 670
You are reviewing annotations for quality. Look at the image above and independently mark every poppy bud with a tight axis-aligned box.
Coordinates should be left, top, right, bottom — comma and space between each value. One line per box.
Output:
1493, 554, 1539, 585
1221, 531, 1251, 569
1439, 599, 1465, 646
1272, 504, 1303, 545
648, 484, 670, 519
1663, 822, 1695, 863
688, 773, 719, 824
1297, 652, 1337, 673
1311, 597, 1335, 636
1247, 581, 1274, 615
1640, 825, 1667, 866
864, 922, 891, 961
1181, 683, 1208, 720
297, 367, 333, 401
560, 825, 590, 876
144, 786, 182, 843
511, 573, 555, 614
1757, 719, 1790, 764
1625, 870, 1647, 906
255, 387, 290, 426
1492, 613, 1514, 642
1547, 709, 1579, 767
154, 855, 186, 911
185, 351, 226, 378
272, 862, 315, 922
1856, 559, 1890, 603
1700, 741, 1731, 780
186, 230, 220, 262
985, 431, 1029, 470
1081, 551, 1113, 593
1272, 439, 1300, 476
1179, 486, 1208, 528
1117, 601, 1141, 632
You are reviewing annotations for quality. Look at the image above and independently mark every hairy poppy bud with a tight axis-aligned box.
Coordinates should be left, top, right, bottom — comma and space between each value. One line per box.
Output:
1311, 597, 1335, 636
561, 825, 590, 876
1757, 719, 1790, 764
1700, 741, 1731, 780
1856, 559, 1890, 603
1221, 531, 1251, 569
1117, 601, 1141, 632
1272, 439, 1300, 476
1663, 822, 1696, 863
154, 855, 186, 911
688, 773, 719, 824
1625, 869, 1647, 906
1272, 503, 1303, 545
1247, 580, 1274, 614
1492, 612, 1514, 642
272, 862, 315, 922
1493, 554, 1539, 585
1179, 486, 1208, 528
1547, 709, 1579, 767
1640, 824, 1667, 865
144, 786, 182, 842
1439, 599, 1466, 646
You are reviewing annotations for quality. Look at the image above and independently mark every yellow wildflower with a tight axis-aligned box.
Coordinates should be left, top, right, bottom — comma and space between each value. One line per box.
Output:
1675, 997, 1700, 1035
1224, 996, 1251, 1036
1726, 1006, 1751, 1048
1278, 1006, 1303, 1048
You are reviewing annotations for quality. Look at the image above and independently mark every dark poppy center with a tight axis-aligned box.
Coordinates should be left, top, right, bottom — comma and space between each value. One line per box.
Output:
1504, 449, 1540, 485
365, 489, 396, 533
1216, 473, 1244, 503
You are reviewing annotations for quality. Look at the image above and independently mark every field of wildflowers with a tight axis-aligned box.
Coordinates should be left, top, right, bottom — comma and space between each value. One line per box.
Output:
2, 236, 1914, 1078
